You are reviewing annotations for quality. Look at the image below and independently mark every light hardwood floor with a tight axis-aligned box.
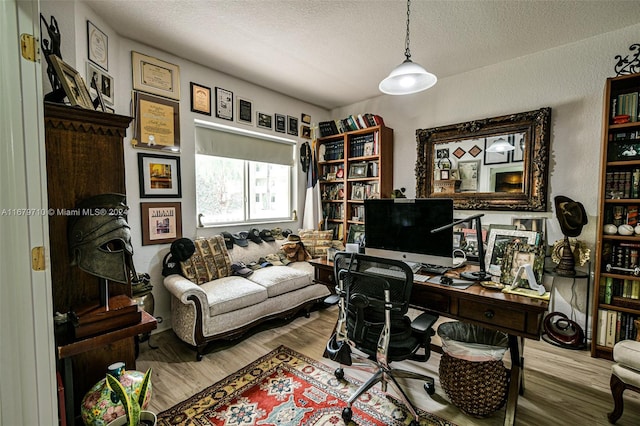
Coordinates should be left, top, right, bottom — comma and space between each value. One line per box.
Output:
137, 305, 640, 425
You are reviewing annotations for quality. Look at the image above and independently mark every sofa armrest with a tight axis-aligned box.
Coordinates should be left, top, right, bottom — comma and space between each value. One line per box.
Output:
163, 274, 207, 306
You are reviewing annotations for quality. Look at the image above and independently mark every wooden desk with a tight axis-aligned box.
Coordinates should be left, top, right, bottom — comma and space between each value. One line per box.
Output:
56, 310, 157, 425
308, 258, 549, 426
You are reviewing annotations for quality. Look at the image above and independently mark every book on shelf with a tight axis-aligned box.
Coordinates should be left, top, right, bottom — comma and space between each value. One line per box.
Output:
612, 91, 640, 123
318, 114, 387, 137
598, 308, 639, 346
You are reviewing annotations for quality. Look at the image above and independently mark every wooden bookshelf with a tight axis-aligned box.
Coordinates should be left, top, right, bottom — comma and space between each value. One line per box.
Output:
592, 73, 640, 359
316, 124, 393, 243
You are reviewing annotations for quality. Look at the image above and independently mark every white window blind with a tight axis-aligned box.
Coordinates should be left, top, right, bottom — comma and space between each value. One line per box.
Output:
195, 120, 295, 165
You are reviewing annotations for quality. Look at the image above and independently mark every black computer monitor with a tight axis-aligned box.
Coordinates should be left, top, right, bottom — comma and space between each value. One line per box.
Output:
364, 198, 454, 267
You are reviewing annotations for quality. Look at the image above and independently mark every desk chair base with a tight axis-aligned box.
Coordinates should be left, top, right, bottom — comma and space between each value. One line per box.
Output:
334, 354, 435, 425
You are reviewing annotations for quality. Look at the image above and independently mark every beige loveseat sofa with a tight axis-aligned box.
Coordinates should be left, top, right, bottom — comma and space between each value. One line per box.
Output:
163, 235, 332, 360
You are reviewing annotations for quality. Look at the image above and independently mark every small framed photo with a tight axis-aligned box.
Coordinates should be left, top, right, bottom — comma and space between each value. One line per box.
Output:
439, 169, 450, 180
87, 62, 114, 106
458, 160, 480, 191
351, 185, 365, 200
237, 97, 253, 125
485, 229, 539, 277
511, 133, 525, 162
132, 51, 180, 100
364, 142, 374, 156
500, 241, 545, 287
301, 125, 311, 139
138, 153, 182, 198
287, 115, 299, 136
190, 82, 211, 115
215, 87, 233, 120
49, 55, 93, 109
87, 20, 108, 71
452, 231, 463, 249
511, 217, 546, 233
132, 91, 180, 151
257, 112, 272, 129
301, 113, 311, 124
275, 114, 286, 133
141, 202, 182, 245
484, 137, 510, 165
348, 162, 368, 178
347, 224, 365, 244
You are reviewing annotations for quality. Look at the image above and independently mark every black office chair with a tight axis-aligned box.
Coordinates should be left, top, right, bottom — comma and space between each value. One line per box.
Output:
325, 252, 439, 425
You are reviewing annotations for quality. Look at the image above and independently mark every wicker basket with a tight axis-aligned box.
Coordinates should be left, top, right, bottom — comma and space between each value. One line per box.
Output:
439, 352, 509, 417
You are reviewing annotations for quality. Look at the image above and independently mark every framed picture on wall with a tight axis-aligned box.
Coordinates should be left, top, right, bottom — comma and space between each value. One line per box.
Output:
237, 97, 253, 124
138, 153, 182, 198
257, 112, 273, 129
141, 202, 182, 245
87, 20, 108, 71
275, 114, 286, 133
131, 51, 180, 100
132, 91, 180, 151
190, 82, 211, 115
458, 160, 480, 191
215, 87, 233, 120
86, 61, 114, 106
287, 115, 299, 136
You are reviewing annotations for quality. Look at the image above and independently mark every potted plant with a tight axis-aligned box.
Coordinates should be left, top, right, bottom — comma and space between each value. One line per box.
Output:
105, 368, 156, 426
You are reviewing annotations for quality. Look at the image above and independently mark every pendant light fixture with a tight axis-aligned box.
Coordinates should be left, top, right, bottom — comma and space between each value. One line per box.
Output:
379, 0, 437, 95
485, 137, 515, 153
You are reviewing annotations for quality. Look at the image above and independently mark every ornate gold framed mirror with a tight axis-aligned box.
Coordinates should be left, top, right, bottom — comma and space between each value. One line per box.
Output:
416, 107, 551, 211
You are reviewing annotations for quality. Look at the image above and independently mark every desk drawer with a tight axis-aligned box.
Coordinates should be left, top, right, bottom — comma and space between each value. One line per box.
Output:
459, 298, 525, 332
315, 267, 335, 288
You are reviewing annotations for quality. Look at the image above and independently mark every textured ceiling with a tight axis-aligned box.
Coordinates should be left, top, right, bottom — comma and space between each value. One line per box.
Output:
80, 0, 640, 109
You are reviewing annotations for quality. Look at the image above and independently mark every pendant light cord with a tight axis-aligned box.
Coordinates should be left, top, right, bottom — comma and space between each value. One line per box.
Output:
404, 0, 412, 61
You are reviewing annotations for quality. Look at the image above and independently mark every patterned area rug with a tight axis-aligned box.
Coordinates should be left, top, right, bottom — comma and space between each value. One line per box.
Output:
157, 345, 455, 426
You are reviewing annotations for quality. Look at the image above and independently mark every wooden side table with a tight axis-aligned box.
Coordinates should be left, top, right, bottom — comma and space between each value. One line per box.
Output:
56, 310, 157, 425
308, 258, 336, 293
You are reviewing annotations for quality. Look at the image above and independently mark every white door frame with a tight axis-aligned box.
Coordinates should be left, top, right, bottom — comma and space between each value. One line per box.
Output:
0, 0, 58, 424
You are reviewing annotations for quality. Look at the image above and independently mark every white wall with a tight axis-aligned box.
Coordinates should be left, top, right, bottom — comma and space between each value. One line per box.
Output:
41, 0, 330, 333
331, 24, 640, 336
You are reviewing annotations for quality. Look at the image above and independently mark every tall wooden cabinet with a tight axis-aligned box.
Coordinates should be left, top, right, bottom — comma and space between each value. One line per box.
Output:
44, 103, 157, 422
316, 125, 393, 243
592, 73, 640, 359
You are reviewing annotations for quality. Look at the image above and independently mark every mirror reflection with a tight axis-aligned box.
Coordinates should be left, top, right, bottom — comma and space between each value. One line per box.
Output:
433, 132, 526, 194
416, 107, 551, 211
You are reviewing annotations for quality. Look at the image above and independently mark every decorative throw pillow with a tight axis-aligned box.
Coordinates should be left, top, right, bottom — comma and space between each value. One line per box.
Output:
298, 229, 335, 257
180, 235, 232, 284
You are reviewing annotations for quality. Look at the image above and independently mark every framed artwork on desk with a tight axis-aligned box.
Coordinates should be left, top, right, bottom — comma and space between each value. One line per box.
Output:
485, 229, 539, 277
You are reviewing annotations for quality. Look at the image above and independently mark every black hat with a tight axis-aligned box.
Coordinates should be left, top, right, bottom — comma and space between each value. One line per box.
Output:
554, 196, 588, 237
282, 228, 293, 238
248, 228, 263, 243
232, 232, 249, 247
259, 229, 275, 242
286, 234, 301, 243
170, 238, 195, 261
220, 232, 234, 249
231, 262, 253, 277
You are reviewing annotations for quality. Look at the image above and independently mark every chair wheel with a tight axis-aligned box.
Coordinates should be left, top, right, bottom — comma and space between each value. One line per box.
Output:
342, 406, 352, 422
424, 381, 435, 395
335, 367, 344, 379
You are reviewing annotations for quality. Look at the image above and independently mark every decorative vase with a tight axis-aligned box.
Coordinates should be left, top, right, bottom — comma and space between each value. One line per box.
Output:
105, 411, 157, 426
81, 364, 153, 426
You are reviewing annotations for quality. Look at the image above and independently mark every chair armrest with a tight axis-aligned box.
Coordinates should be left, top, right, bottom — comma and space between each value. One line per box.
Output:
163, 274, 207, 305
411, 312, 438, 334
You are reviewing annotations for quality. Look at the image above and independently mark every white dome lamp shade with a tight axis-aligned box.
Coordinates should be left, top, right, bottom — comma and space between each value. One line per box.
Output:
379, 0, 437, 95
379, 60, 437, 95
485, 137, 515, 153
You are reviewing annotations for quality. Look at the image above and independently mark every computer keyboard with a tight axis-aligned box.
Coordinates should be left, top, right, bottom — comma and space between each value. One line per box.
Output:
421, 264, 450, 275
365, 267, 431, 283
